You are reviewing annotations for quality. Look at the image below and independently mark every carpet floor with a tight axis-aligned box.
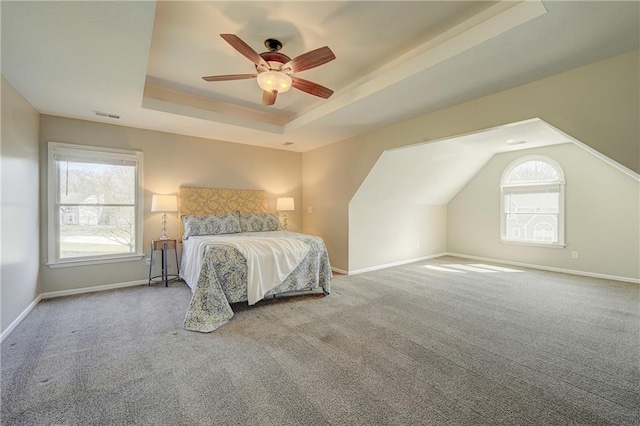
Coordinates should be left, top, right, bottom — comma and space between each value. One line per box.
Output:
1, 256, 638, 425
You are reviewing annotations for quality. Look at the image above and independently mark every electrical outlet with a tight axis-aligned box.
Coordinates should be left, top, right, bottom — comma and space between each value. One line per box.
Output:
416, 242, 420, 249
307, 206, 313, 214
145, 258, 151, 266
571, 251, 579, 259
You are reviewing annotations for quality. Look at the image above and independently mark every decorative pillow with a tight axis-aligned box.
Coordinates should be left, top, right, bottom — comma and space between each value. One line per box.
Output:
239, 212, 283, 232
182, 212, 241, 239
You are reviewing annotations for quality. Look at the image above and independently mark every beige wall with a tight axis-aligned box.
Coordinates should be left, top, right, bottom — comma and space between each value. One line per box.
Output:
39, 115, 302, 293
448, 143, 639, 280
302, 50, 639, 272
1, 76, 41, 333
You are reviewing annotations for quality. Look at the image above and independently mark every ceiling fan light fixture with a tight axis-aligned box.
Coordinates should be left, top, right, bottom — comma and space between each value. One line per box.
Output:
257, 71, 292, 93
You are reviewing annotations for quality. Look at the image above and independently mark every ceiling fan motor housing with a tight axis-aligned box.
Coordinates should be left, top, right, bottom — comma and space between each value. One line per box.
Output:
257, 51, 292, 73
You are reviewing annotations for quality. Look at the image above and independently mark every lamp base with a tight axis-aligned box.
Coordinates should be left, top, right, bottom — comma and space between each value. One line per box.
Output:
159, 212, 169, 240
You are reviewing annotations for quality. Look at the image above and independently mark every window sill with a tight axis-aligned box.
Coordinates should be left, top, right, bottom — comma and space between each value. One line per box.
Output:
47, 254, 144, 269
500, 239, 565, 249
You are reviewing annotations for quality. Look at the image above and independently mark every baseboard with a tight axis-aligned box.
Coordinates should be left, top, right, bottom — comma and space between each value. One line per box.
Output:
40, 279, 148, 299
445, 252, 640, 284
331, 267, 349, 275
1, 279, 148, 342
0, 294, 42, 343
347, 253, 448, 275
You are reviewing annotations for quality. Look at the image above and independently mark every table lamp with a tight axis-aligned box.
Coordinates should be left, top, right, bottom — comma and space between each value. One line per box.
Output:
276, 197, 295, 230
151, 194, 178, 240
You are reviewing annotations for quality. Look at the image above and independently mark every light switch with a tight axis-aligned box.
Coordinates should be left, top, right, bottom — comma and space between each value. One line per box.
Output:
307, 206, 313, 214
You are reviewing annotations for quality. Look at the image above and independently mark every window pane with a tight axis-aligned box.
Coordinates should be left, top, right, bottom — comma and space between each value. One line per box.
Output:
501, 156, 564, 246
58, 161, 135, 204
504, 192, 559, 214
505, 191, 559, 243
59, 206, 136, 258
49, 142, 142, 265
505, 160, 559, 184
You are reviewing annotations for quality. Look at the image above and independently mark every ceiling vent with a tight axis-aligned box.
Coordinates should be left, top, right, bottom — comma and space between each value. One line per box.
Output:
94, 110, 120, 119
282, 142, 294, 146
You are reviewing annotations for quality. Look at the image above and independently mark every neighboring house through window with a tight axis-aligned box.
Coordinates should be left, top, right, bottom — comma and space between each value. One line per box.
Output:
500, 155, 565, 247
47, 142, 144, 267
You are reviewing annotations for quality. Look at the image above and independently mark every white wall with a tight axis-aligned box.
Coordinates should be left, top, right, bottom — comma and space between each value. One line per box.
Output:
349, 202, 446, 272
448, 143, 640, 280
346, 132, 513, 272
39, 115, 303, 293
1, 76, 41, 333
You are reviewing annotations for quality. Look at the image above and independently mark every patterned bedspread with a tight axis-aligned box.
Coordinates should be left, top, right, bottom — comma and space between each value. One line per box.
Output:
183, 231, 332, 332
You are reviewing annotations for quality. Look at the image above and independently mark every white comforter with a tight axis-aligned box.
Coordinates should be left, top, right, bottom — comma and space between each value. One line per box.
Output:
181, 233, 310, 305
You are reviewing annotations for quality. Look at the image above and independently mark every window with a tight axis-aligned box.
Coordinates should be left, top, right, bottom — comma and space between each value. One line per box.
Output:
500, 156, 565, 247
47, 142, 144, 267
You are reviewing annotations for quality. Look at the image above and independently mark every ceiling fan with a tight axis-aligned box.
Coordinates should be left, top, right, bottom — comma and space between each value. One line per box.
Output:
202, 34, 336, 106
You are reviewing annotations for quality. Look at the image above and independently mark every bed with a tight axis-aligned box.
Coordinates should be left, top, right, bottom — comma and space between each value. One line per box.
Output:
178, 187, 332, 332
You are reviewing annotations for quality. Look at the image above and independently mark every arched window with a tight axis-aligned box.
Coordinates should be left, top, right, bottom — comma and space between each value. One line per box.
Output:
501, 156, 565, 247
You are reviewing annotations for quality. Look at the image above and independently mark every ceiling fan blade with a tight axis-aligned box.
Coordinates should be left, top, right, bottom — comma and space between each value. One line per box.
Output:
291, 77, 334, 99
202, 74, 257, 82
262, 90, 277, 106
284, 46, 335, 73
220, 34, 269, 68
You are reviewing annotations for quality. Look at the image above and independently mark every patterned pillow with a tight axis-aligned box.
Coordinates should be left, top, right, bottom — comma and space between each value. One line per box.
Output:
239, 213, 283, 232
182, 212, 241, 239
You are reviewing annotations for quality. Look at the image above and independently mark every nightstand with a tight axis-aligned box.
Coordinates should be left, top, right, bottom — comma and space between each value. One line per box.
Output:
148, 239, 179, 287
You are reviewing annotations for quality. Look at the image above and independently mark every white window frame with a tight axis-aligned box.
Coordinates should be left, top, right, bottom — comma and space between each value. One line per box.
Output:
47, 142, 144, 268
500, 155, 565, 248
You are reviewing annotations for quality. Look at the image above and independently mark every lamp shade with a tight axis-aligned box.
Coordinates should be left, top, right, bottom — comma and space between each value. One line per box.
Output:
257, 71, 292, 93
276, 197, 295, 211
151, 194, 178, 212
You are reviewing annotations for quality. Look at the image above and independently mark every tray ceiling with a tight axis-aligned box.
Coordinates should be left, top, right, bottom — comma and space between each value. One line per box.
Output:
2, 1, 638, 152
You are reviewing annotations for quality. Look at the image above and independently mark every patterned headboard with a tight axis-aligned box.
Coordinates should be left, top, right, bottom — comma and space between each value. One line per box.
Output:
177, 187, 268, 238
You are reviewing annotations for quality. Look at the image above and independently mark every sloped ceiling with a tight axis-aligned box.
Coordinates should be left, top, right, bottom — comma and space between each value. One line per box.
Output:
1, 1, 638, 152
351, 119, 574, 207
